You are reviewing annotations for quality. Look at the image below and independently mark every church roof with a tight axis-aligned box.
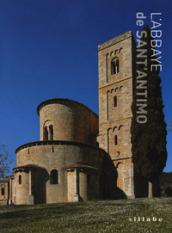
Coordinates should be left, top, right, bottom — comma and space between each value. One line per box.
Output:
37, 98, 98, 118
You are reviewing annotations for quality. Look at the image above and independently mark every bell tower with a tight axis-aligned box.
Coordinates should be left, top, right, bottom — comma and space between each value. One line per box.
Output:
97, 31, 135, 198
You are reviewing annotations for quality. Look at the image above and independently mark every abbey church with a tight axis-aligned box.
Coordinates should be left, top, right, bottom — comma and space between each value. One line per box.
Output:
0, 31, 167, 205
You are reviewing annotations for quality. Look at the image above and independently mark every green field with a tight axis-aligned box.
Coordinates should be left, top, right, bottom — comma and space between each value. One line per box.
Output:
0, 198, 172, 233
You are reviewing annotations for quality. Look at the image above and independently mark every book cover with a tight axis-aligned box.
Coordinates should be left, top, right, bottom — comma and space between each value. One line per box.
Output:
0, 1, 171, 233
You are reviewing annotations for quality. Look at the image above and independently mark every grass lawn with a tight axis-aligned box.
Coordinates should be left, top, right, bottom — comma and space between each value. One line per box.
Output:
0, 198, 172, 233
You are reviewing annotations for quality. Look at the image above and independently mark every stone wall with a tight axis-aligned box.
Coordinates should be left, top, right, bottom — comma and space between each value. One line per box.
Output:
97, 31, 135, 198
14, 171, 29, 205
0, 180, 9, 205
38, 99, 98, 146
15, 142, 104, 204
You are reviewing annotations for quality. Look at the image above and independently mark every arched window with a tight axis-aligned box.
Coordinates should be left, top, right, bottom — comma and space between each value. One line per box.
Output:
113, 96, 117, 107
49, 125, 54, 140
1, 187, 5, 196
114, 135, 118, 145
111, 58, 119, 75
50, 169, 58, 184
43, 126, 48, 140
19, 175, 22, 184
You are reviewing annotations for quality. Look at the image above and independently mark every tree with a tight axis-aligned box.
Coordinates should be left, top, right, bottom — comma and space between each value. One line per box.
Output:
0, 144, 10, 179
132, 26, 167, 197
168, 121, 172, 132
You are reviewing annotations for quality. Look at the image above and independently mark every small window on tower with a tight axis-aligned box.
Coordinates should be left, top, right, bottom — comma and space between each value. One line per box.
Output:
19, 175, 22, 185
113, 96, 117, 107
1, 187, 5, 196
114, 135, 118, 145
111, 58, 119, 75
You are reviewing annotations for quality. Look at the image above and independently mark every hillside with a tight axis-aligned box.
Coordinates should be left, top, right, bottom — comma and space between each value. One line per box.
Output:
0, 198, 172, 233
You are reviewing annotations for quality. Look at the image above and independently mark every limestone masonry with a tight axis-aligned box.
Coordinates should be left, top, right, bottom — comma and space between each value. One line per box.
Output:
0, 31, 166, 204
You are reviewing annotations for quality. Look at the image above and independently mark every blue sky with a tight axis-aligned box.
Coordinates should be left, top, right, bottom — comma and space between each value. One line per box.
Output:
0, 0, 171, 172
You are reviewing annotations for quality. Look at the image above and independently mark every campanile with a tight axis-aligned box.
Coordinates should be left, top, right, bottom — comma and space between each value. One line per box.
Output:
97, 31, 135, 198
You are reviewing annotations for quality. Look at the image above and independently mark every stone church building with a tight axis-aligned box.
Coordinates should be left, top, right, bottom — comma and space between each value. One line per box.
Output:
0, 31, 166, 205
